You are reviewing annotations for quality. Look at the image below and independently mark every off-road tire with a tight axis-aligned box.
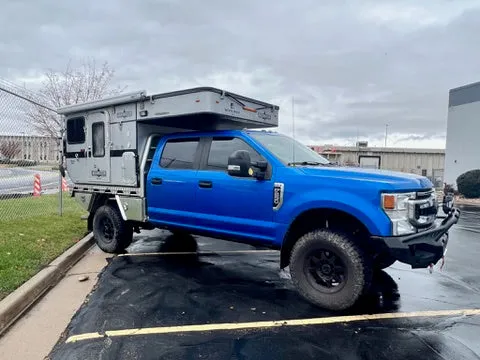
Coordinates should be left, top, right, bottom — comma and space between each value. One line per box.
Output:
373, 252, 396, 270
290, 229, 372, 311
92, 205, 133, 253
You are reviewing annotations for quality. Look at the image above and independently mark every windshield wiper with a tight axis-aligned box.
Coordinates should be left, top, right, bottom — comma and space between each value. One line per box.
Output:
288, 161, 326, 166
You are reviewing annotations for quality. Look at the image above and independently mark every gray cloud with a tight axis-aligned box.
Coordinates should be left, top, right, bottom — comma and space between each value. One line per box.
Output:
1, 0, 479, 147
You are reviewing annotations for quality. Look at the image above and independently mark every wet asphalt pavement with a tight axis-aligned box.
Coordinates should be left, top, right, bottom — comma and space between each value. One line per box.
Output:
48, 205, 480, 359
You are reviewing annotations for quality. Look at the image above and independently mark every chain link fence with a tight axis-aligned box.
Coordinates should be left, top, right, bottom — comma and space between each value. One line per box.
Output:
0, 79, 77, 222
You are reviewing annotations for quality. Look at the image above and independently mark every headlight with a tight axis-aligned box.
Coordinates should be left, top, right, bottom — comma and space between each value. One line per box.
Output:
381, 192, 416, 235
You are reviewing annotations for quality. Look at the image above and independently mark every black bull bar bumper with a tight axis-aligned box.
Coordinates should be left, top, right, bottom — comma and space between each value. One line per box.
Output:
371, 208, 461, 269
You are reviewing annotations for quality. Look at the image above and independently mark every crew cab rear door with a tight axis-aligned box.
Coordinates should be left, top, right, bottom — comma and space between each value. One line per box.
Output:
146, 136, 202, 227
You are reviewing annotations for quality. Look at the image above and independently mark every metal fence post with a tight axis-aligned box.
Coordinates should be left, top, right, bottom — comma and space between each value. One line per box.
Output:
59, 168, 63, 216
58, 131, 64, 216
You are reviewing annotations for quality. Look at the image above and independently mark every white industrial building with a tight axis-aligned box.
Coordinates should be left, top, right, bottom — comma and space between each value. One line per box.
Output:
444, 81, 480, 187
0, 134, 59, 163
310, 143, 445, 188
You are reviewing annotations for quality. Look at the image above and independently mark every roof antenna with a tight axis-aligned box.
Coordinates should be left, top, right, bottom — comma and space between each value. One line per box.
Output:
292, 96, 296, 164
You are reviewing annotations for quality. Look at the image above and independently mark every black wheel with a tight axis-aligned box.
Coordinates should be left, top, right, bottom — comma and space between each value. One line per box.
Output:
290, 229, 372, 311
373, 252, 396, 270
92, 205, 133, 253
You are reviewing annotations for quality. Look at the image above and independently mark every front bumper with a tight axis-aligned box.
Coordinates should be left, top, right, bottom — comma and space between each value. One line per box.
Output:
371, 208, 461, 269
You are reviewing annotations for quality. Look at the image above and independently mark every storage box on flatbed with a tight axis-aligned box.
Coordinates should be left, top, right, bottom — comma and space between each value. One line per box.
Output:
58, 87, 279, 192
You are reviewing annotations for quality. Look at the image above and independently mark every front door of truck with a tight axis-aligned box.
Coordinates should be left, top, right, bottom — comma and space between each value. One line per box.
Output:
85, 111, 111, 183
193, 136, 276, 244
146, 137, 201, 227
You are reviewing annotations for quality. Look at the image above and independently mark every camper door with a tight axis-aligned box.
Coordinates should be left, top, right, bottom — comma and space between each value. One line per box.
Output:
85, 111, 111, 183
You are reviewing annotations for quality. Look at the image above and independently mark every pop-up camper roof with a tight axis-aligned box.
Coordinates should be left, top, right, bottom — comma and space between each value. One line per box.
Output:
57, 87, 279, 130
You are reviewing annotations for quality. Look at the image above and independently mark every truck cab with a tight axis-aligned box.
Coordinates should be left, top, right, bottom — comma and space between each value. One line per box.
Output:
59, 88, 460, 311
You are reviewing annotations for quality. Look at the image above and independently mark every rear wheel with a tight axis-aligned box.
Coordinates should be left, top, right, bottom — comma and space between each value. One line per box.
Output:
92, 205, 133, 253
289, 229, 372, 311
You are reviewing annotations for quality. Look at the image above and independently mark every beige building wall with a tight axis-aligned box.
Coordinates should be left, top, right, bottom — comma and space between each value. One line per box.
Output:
0, 134, 59, 163
309, 145, 445, 187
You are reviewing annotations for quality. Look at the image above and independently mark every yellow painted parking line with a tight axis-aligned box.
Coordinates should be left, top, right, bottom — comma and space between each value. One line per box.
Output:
118, 250, 278, 257
65, 308, 480, 343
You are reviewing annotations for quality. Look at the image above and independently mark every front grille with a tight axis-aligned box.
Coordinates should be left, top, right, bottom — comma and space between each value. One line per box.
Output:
407, 190, 437, 228
416, 188, 435, 199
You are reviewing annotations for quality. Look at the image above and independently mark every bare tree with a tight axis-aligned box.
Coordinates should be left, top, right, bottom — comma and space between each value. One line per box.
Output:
26, 58, 126, 138
0, 140, 21, 160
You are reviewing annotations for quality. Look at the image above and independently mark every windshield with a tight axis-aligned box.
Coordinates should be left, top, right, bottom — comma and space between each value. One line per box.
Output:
249, 132, 331, 166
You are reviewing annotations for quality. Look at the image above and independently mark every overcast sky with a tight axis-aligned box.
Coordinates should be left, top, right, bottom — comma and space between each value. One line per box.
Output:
1, 0, 479, 148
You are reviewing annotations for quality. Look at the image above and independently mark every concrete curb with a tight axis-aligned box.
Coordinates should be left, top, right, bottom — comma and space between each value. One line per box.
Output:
0, 233, 95, 336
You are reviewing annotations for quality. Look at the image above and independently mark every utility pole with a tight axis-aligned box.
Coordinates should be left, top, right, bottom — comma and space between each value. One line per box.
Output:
292, 96, 296, 163
384, 124, 388, 147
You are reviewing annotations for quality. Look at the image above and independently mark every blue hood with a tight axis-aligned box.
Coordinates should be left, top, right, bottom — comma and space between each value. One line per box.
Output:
298, 166, 433, 191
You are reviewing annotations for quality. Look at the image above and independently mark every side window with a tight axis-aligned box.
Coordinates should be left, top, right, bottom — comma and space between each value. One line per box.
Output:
66, 117, 85, 144
160, 138, 199, 170
207, 137, 263, 171
92, 122, 105, 157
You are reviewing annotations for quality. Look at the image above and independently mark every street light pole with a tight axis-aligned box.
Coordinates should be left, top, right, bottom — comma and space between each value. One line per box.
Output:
384, 124, 388, 147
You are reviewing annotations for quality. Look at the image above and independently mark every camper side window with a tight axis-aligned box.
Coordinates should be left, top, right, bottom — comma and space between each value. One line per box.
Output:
66, 117, 85, 144
92, 122, 105, 157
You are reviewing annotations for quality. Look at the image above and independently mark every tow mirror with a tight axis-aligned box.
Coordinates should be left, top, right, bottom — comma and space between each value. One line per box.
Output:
252, 160, 267, 171
227, 150, 268, 180
227, 150, 251, 177
251, 160, 268, 180
442, 193, 454, 214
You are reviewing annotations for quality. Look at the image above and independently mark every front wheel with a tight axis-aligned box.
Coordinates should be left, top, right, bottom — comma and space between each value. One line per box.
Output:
92, 205, 133, 253
289, 229, 372, 311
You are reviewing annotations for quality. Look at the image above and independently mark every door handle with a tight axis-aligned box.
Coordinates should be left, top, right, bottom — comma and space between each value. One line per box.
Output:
151, 177, 163, 185
198, 180, 212, 188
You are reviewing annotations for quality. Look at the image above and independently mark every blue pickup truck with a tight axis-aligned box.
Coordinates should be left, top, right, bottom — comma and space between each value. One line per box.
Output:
60, 88, 460, 311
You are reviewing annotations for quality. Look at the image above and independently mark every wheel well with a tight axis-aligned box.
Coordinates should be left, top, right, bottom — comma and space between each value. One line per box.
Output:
280, 208, 371, 268
87, 194, 116, 231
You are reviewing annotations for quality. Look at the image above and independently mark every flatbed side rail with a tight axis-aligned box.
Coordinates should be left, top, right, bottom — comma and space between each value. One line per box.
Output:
71, 184, 143, 197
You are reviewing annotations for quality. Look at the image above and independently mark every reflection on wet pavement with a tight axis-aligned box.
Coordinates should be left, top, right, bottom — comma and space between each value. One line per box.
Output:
457, 204, 480, 232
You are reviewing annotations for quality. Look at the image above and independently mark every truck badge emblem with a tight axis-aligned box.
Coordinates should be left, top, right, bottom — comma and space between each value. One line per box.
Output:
273, 183, 285, 210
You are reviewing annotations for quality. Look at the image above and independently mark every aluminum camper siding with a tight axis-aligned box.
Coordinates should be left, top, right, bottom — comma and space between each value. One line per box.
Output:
444, 81, 480, 187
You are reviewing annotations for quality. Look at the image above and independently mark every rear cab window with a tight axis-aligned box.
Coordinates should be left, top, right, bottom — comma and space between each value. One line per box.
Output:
159, 138, 200, 170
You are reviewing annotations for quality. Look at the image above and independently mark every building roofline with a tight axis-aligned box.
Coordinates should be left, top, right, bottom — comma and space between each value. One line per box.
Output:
449, 80, 480, 107
449, 80, 480, 93
309, 145, 445, 154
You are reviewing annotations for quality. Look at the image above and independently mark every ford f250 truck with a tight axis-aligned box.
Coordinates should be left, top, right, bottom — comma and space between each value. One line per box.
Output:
58, 87, 460, 311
